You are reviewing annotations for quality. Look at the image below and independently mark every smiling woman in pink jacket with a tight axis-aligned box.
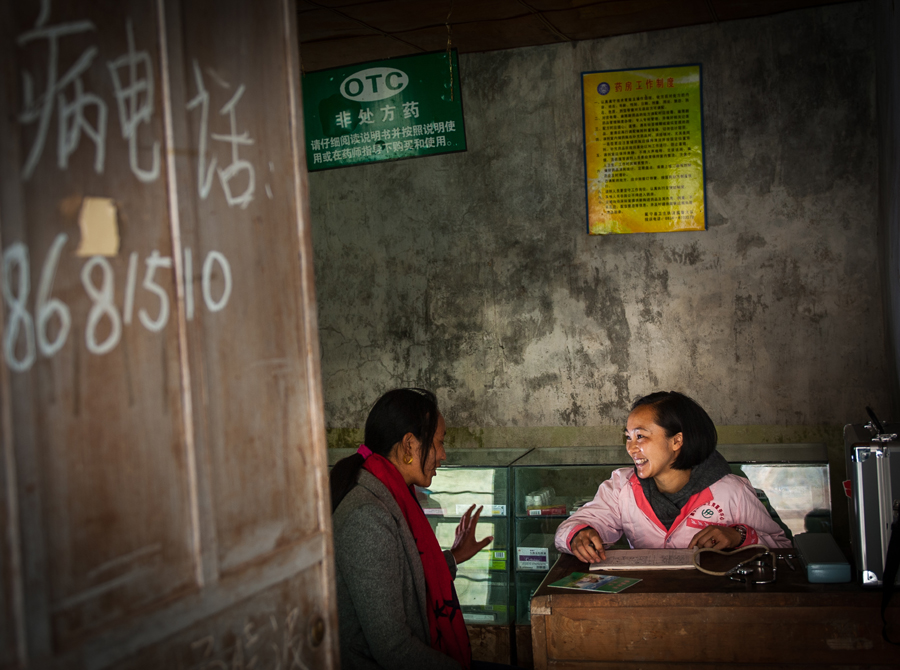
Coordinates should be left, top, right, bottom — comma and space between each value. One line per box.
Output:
555, 391, 791, 564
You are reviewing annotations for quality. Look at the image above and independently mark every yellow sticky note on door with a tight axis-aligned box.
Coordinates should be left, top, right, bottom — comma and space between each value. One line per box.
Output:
76, 197, 119, 257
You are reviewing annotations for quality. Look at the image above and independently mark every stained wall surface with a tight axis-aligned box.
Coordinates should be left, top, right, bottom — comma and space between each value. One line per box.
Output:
877, 0, 900, 418
308, 1, 890, 443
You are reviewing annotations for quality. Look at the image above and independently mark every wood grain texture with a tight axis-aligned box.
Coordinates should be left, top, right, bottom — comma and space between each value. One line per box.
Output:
169, 0, 321, 579
531, 554, 900, 669
468, 624, 511, 665
519, 622, 539, 670
283, 0, 340, 659
3, 1, 195, 654
0, 0, 336, 667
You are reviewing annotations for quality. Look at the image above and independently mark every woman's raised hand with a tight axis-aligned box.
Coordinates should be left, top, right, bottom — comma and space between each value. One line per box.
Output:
570, 527, 606, 564
450, 504, 494, 565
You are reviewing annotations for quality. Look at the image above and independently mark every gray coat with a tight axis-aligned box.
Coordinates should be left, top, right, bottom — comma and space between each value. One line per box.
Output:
332, 469, 463, 670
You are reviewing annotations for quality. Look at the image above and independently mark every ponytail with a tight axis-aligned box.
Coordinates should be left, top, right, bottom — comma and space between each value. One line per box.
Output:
330, 453, 366, 513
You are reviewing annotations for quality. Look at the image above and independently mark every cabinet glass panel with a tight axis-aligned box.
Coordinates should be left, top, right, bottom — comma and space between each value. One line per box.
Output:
426, 448, 530, 625
515, 518, 563, 575
515, 571, 546, 625
513, 447, 631, 515
420, 466, 509, 517
514, 464, 627, 517
511, 447, 630, 624
431, 518, 510, 571
722, 443, 831, 538
432, 517, 510, 624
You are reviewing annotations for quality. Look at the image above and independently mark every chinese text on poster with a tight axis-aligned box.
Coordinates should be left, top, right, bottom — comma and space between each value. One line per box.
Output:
582, 64, 706, 235
302, 51, 466, 171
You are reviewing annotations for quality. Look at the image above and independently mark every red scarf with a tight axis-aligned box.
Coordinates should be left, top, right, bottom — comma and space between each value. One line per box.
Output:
360, 447, 471, 669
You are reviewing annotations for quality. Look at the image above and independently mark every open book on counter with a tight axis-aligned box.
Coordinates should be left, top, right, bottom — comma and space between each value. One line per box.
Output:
589, 548, 697, 571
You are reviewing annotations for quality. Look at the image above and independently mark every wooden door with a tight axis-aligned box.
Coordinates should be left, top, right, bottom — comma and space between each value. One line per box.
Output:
0, 1, 337, 668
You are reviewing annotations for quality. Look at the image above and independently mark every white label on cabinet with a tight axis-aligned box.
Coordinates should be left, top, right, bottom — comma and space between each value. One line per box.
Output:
517, 547, 549, 571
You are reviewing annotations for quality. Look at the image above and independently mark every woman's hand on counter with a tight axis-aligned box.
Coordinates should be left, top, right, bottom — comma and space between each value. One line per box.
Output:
688, 525, 743, 550
570, 527, 606, 563
450, 505, 493, 565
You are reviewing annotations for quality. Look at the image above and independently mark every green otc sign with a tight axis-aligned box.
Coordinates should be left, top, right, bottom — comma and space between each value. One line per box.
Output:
301, 50, 466, 171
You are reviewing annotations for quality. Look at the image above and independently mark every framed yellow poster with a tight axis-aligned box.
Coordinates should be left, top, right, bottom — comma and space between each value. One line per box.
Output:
582, 64, 706, 235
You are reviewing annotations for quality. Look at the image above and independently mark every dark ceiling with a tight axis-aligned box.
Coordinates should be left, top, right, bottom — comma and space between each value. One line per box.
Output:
297, 0, 852, 72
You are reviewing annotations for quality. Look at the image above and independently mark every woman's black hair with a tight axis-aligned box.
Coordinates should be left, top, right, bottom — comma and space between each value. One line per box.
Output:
630, 391, 717, 470
329, 388, 439, 512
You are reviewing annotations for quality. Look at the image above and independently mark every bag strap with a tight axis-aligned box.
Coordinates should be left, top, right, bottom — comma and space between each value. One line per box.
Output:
883, 517, 900, 644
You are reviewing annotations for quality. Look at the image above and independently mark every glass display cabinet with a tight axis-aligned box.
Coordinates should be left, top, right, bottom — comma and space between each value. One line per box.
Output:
425, 448, 530, 625
511, 446, 632, 624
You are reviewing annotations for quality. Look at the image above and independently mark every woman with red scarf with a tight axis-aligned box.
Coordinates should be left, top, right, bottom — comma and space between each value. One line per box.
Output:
330, 388, 495, 670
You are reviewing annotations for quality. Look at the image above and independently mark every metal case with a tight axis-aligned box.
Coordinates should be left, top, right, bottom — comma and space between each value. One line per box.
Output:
844, 423, 900, 586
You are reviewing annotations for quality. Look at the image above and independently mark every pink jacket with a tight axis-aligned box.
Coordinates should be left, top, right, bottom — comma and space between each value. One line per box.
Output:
555, 467, 792, 553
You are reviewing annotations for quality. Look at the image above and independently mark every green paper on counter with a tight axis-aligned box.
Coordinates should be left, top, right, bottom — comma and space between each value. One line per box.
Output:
549, 572, 641, 593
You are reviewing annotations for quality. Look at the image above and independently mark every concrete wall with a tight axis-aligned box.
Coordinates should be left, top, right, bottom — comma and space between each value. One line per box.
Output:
309, 1, 890, 448
877, 0, 900, 419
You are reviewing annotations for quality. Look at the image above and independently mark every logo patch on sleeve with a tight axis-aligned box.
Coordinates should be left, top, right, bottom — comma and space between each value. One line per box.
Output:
686, 502, 726, 529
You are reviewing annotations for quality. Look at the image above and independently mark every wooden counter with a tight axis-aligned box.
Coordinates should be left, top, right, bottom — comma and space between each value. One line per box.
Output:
530, 552, 900, 669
